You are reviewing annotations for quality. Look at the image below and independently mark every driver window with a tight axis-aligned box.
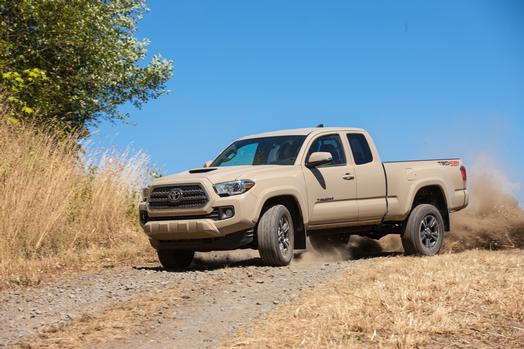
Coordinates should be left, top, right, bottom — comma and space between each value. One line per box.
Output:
307, 134, 346, 166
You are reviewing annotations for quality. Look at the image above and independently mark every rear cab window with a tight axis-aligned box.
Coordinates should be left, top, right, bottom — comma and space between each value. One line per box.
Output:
347, 133, 373, 165
306, 134, 346, 166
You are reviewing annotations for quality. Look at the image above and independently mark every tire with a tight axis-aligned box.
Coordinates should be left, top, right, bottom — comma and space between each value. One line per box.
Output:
157, 250, 194, 269
309, 233, 350, 253
401, 204, 445, 256
257, 204, 295, 266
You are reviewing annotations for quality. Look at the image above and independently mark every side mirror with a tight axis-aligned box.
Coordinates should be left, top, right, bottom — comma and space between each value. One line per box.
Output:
306, 152, 333, 167
203, 160, 212, 168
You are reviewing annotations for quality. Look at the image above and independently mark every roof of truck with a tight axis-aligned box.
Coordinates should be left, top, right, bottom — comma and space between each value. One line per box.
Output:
239, 127, 365, 140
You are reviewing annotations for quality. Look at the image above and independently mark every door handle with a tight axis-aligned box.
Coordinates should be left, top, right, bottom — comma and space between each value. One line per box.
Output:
342, 173, 354, 180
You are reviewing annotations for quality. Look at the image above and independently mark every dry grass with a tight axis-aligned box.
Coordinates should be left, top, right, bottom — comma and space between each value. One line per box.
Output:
224, 250, 524, 349
0, 121, 154, 289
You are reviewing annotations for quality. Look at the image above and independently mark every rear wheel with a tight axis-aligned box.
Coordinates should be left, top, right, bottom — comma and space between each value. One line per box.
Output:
157, 250, 194, 269
257, 205, 294, 266
309, 233, 350, 253
401, 204, 444, 256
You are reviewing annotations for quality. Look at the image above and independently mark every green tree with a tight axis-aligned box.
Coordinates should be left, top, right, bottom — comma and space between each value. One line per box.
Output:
0, 0, 172, 135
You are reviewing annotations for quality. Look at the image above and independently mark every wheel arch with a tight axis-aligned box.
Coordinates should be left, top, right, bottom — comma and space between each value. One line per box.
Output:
410, 184, 450, 231
257, 194, 307, 249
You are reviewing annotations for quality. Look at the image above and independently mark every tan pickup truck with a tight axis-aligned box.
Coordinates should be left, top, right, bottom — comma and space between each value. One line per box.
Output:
139, 127, 469, 268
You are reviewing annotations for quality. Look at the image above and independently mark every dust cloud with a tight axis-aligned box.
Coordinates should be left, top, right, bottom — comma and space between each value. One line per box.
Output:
444, 171, 524, 252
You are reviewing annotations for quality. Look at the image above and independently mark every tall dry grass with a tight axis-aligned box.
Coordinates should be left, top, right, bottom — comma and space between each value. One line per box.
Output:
0, 121, 153, 288
225, 250, 524, 348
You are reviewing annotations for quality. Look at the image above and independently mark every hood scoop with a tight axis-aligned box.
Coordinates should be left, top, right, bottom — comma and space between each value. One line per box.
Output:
189, 168, 218, 174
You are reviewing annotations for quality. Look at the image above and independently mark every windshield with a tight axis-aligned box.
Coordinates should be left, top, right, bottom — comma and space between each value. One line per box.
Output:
211, 136, 306, 167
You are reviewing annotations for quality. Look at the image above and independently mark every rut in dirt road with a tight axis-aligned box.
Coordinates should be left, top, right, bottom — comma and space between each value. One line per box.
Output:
0, 251, 360, 348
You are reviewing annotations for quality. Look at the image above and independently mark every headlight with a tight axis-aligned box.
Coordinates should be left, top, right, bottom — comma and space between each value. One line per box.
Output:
214, 180, 255, 196
141, 187, 150, 202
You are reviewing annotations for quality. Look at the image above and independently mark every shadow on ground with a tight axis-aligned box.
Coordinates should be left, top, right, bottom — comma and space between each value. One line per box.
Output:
133, 250, 264, 272
347, 235, 403, 259
134, 235, 405, 272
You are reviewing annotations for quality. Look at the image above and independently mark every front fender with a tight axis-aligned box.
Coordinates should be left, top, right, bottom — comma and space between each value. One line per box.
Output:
252, 186, 309, 224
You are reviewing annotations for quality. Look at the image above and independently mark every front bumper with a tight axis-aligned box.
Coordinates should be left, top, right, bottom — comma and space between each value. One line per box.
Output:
149, 230, 255, 252
139, 180, 258, 241
141, 214, 254, 240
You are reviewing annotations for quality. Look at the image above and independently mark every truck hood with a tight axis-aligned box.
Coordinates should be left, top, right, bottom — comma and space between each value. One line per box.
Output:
150, 165, 289, 186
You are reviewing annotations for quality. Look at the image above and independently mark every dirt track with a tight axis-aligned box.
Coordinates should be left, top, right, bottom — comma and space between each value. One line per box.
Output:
0, 250, 362, 348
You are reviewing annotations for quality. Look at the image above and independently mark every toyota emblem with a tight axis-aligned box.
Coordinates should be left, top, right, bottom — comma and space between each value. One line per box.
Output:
167, 189, 183, 203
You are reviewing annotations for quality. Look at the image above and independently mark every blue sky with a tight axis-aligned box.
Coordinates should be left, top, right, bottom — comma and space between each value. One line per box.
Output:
91, 0, 524, 202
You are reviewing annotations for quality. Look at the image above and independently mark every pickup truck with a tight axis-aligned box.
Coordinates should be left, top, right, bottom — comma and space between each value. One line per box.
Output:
139, 127, 469, 268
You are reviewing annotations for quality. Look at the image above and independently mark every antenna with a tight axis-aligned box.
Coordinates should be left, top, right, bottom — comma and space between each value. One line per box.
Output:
316, 123, 324, 128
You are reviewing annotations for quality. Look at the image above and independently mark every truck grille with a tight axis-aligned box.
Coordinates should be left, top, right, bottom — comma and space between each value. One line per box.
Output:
148, 184, 208, 209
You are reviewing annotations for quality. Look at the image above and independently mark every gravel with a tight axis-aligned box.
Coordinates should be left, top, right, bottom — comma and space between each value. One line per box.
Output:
0, 250, 356, 348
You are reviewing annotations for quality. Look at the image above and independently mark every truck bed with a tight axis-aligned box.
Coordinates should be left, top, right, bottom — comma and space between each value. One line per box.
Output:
382, 159, 468, 221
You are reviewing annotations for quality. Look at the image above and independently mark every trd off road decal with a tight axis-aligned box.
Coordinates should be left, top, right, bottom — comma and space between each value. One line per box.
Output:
437, 160, 460, 166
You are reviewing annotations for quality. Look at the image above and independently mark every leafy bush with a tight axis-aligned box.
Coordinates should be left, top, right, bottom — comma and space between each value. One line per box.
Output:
0, 0, 173, 135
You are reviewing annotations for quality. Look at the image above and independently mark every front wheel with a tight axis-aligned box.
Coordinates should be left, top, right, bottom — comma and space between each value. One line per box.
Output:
157, 250, 194, 269
401, 204, 444, 256
257, 205, 294, 266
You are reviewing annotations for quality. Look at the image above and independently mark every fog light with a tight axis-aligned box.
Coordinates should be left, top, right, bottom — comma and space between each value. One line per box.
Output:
218, 206, 235, 220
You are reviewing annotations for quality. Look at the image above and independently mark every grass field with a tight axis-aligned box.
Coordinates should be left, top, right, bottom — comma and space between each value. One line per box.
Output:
0, 121, 154, 289
225, 249, 524, 348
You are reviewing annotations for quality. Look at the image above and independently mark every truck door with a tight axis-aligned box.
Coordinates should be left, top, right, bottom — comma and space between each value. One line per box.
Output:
346, 132, 387, 222
302, 133, 358, 225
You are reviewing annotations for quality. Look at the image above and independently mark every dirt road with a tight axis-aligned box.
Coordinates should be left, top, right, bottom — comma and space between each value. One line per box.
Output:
0, 250, 361, 348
